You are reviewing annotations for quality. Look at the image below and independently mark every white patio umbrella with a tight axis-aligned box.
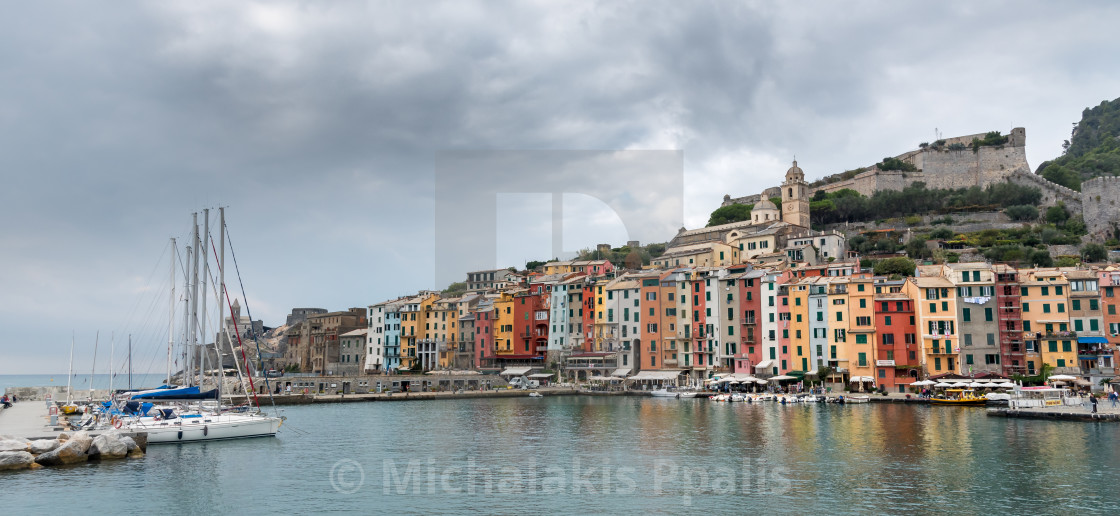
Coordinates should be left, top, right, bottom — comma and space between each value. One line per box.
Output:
996, 382, 1016, 389
770, 375, 796, 381
755, 379, 769, 384
968, 382, 985, 388
934, 382, 952, 388
1048, 374, 1077, 381
912, 380, 935, 386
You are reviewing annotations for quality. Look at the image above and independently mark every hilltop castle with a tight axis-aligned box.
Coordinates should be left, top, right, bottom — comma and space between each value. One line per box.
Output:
721, 128, 1120, 239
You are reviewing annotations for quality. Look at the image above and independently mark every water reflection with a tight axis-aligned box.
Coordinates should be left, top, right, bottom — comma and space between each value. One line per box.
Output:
4, 397, 1120, 514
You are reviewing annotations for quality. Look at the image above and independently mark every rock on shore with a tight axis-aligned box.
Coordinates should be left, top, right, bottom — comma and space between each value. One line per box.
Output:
0, 451, 35, 471
0, 430, 146, 471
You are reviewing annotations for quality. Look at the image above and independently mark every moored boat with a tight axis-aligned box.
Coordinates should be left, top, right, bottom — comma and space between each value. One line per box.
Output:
930, 389, 987, 406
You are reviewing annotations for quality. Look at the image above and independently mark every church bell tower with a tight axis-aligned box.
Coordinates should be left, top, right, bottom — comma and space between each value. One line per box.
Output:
781, 160, 810, 228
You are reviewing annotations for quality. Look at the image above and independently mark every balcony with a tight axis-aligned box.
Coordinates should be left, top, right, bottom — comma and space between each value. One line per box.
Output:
1041, 331, 1078, 339
741, 318, 757, 326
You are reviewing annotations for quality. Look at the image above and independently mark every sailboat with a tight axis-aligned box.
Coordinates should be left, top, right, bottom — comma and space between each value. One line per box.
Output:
118, 208, 282, 443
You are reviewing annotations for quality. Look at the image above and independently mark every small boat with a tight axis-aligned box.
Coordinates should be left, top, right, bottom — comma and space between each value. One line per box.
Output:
528, 392, 543, 398
676, 391, 698, 399
846, 395, 871, 404
710, 394, 730, 402
650, 389, 678, 397
930, 389, 987, 406
984, 393, 1010, 405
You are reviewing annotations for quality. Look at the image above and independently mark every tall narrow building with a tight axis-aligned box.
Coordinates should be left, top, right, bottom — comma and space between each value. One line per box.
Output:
782, 160, 811, 228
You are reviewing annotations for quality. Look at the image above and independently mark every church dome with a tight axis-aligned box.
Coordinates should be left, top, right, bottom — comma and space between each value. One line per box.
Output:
752, 195, 779, 224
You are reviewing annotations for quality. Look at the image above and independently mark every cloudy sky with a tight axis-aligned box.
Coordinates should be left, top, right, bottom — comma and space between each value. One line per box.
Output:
2, 1, 1118, 374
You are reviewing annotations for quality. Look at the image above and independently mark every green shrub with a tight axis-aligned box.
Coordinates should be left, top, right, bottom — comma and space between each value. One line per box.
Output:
873, 257, 917, 276
1004, 205, 1039, 221
930, 227, 954, 240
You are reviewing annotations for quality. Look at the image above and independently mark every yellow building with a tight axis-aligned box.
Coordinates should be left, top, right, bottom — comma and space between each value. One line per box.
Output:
493, 291, 518, 355
788, 278, 813, 375
399, 292, 439, 370
429, 297, 460, 368
1021, 269, 1076, 371
725, 225, 785, 262
651, 242, 737, 269
905, 276, 959, 376
847, 274, 877, 384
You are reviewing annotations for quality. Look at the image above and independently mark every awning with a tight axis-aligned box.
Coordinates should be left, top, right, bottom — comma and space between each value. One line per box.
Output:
527, 373, 554, 379
1078, 336, 1108, 344
500, 367, 533, 376
785, 370, 806, 379
629, 370, 683, 381
754, 360, 776, 370
850, 376, 875, 383
612, 368, 632, 378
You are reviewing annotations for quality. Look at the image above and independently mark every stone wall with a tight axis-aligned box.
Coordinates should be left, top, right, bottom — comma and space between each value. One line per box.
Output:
721, 186, 780, 208
1006, 167, 1083, 213
814, 137, 1028, 197
1082, 176, 1120, 239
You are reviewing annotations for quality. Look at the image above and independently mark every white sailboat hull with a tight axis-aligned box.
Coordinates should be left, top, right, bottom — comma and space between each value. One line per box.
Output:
127, 413, 281, 443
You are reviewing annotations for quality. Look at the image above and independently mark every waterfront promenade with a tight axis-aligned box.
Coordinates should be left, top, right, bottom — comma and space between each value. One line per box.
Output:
0, 401, 58, 439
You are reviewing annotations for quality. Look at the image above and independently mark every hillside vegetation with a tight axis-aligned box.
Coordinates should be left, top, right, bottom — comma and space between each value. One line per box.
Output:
1037, 96, 1120, 190
707, 182, 1042, 228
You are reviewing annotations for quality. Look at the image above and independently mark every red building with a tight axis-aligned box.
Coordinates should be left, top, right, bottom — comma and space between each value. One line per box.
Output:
473, 304, 495, 369
873, 289, 920, 392
639, 275, 663, 370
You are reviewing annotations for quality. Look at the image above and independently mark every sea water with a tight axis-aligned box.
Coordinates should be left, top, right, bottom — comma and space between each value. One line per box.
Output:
3, 396, 1118, 514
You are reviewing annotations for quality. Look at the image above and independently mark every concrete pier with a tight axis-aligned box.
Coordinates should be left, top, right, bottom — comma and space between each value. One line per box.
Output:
0, 402, 58, 439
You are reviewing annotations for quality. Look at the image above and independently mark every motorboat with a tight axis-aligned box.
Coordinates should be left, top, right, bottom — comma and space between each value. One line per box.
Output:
930, 389, 987, 406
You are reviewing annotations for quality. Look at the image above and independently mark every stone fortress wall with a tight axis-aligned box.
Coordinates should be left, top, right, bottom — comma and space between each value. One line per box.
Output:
1082, 176, 1120, 239
721, 127, 1120, 241
722, 186, 781, 207
814, 127, 1028, 196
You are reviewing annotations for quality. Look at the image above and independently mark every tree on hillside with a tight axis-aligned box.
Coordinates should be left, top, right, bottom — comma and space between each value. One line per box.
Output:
442, 281, 467, 294
527, 259, 558, 271
873, 257, 917, 277
1028, 249, 1054, 267
1004, 205, 1039, 221
1045, 203, 1070, 225
905, 238, 932, 260
875, 157, 917, 172
1082, 243, 1108, 263
707, 204, 751, 226
1037, 96, 1120, 189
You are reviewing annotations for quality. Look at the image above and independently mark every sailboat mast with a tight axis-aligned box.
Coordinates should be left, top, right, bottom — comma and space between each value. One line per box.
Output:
108, 332, 115, 395
190, 213, 201, 387
201, 208, 210, 386
182, 241, 193, 386
128, 334, 133, 391
88, 331, 99, 400
217, 206, 225, 402
168, 237, 176, 384
66, 332, 75, 405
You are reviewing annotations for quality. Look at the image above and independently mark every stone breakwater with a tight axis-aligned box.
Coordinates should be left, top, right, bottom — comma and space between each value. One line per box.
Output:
0, 430, 147, 472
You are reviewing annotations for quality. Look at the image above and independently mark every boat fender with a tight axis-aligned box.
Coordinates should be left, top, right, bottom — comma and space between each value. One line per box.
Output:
204, 425, 208, 437
177, 431, 183, 440
113, 419, 123, 429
